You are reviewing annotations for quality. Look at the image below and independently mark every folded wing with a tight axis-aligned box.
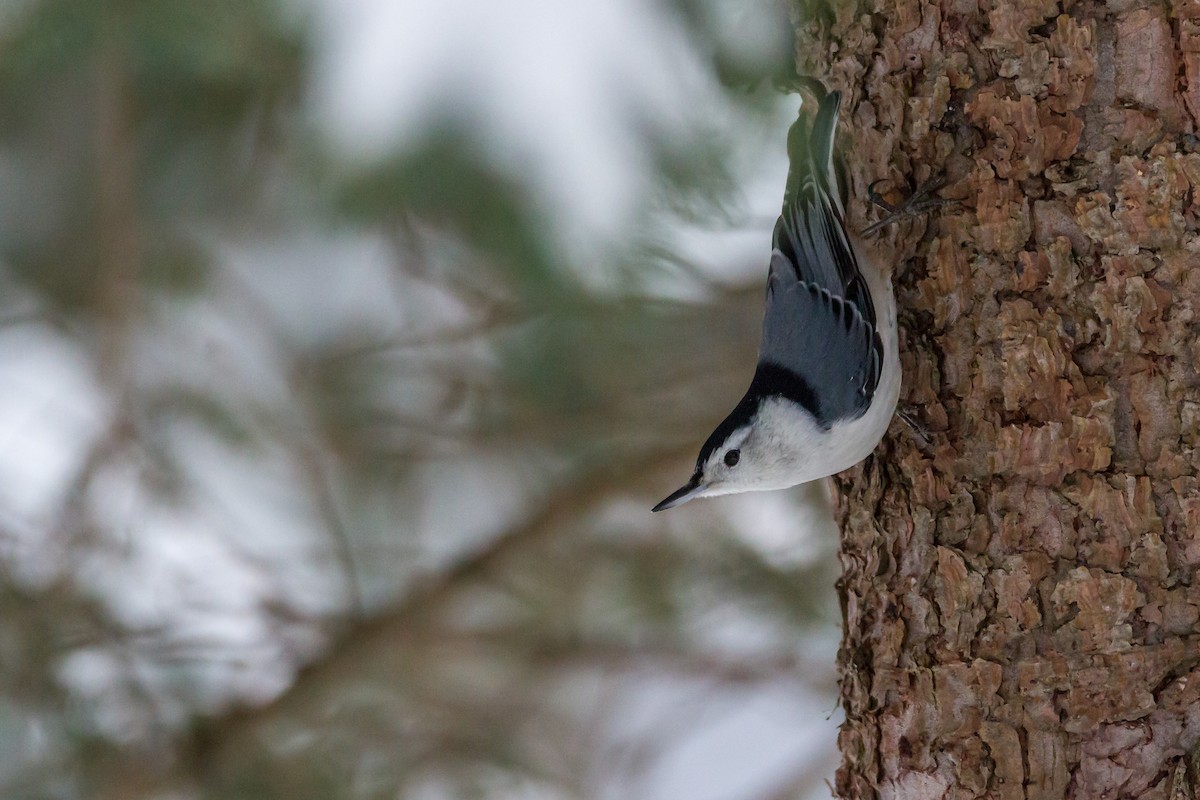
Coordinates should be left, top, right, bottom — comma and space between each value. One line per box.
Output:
757, 89, 883, 428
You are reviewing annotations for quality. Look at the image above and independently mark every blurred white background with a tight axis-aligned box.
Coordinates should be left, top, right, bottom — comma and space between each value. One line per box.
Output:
0, 0, 843, 797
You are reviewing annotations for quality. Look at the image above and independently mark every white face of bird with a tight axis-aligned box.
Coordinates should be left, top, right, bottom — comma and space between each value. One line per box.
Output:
651, 432, 746, 511
652, 399, 821, 511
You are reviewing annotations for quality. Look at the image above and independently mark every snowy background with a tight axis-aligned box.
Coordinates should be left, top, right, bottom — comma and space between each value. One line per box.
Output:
0, 0, 843, 797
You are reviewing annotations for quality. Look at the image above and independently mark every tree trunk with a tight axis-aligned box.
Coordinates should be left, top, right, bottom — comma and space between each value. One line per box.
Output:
796, 0, 1200, 797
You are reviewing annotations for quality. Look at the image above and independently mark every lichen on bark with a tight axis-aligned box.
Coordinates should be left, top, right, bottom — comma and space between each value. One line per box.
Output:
795, 0, 1200, 797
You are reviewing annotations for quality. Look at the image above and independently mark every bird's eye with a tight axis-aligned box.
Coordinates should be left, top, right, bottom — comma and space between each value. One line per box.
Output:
724, 449, 740, 467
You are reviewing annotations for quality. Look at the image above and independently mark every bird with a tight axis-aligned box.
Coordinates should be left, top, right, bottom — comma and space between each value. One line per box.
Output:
653, 85, 902, 512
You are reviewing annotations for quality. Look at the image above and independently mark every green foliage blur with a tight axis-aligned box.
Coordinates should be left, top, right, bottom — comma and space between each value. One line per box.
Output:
0, 1, 842, 798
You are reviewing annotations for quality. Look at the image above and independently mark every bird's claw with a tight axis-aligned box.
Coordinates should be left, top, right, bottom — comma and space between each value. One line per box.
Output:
897, 407, 933, 448
862, 175, 952, 236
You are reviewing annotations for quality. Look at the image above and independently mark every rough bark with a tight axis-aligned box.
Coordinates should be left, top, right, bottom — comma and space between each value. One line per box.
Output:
794, 0, 1200, 797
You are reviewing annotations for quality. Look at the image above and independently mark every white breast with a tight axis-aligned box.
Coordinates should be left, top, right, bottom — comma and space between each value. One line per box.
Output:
819, 253, 902, 476
759, 251, 901, 487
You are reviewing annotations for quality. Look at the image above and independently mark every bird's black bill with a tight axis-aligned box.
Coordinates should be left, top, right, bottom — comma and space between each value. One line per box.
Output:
652, 476, 704, 512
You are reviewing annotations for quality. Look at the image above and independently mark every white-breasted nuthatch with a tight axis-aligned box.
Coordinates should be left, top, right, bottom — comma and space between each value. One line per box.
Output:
653, 86, 901, 512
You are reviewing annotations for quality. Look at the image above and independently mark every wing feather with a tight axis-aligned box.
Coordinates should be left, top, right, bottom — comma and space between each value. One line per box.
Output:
757, 89, 883, 426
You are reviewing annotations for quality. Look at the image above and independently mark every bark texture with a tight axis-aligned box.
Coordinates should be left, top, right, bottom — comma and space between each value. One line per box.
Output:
796, 1, 1200, 797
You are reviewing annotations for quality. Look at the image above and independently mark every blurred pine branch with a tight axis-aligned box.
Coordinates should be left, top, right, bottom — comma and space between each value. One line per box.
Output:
0, 2, 838, 799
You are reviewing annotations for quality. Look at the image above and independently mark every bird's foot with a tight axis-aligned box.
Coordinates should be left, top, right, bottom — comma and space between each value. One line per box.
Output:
896, 406, 932, 448
862, 176, 952, 236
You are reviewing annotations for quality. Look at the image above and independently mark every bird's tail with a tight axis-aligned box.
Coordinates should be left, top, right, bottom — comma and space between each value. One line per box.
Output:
770, 79, 872, 324
781, 81, 845, 217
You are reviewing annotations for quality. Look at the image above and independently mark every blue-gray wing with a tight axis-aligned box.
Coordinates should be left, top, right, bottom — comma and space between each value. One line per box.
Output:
756, 87, 883, 427
759, 251, 881, 427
